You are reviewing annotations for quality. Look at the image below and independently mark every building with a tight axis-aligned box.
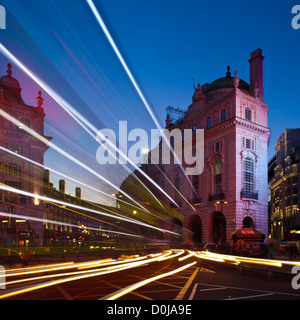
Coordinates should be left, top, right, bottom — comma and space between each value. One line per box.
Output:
120, 49, 271, 245
43, 172, 125, 247
270, 128, 300, 241
0, 64, 51, 245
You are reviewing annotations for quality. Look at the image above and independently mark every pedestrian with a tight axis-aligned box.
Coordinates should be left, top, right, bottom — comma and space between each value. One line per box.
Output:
293, 244, 298, 260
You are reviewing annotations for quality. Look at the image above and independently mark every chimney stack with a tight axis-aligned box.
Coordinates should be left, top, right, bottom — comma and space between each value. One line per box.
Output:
75, 187, 81, 199
248, 48, 264, 101
59, 179, 65, 193
43, 169, 50, 185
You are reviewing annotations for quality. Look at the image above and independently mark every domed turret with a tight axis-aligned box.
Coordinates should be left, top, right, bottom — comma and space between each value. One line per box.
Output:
202, 66, 250, 94
0, 63, 24, 103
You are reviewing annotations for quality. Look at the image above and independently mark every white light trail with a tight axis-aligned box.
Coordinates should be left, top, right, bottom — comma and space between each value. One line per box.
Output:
0, 212, 141, 239
86, 0, 197, 206
0, 107, 148, 213
0, 146, 148, 214
0, 43, 178, 209
0, 185, 180, 236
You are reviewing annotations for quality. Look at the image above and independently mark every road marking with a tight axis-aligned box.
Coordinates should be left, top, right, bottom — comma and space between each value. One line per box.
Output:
200, 287, 226, 292
55, 284, 73, 300
174, 267, 199, 300
199, 267, 215, 273
224, 293, 274, 300
188, 283, 198, 300
191, 282, 300, 299
102, 261, 197, 300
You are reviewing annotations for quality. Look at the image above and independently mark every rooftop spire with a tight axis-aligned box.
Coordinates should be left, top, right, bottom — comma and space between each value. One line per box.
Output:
36, 90, 44, 108
226, 65, 231, 77
7, 63, 12, 77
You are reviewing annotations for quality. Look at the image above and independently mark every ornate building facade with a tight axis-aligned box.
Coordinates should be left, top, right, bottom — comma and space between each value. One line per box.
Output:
120, 49, 271, 245
0, 64, 51, 245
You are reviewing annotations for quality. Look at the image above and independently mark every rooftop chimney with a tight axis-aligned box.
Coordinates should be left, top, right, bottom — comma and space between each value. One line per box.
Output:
75, 187, 81, 199
59, 179, 65, 193
249, 48, 264, 101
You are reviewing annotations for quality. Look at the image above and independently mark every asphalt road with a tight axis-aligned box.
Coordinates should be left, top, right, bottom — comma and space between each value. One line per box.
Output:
1, 249, 300, 301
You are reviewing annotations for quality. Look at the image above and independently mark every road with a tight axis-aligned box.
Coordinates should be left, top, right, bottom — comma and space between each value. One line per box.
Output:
1, 249, 300, 300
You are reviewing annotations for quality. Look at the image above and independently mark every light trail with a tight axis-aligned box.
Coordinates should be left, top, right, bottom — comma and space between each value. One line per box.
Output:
0, 146, 150, 214
103, 261, 197, 300
0, 212, 142, 240
0, 106, 148, 213
0, 43, 178, 210
86, 0, 197, 207
0, 250, 181, 299
190, 250, 300, 268
0, 185, 181, 236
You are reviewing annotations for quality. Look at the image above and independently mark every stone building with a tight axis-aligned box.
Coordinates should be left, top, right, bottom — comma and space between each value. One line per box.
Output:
0, 64, 51, 245
120, 49, 271, 244
270, 128, 300, 241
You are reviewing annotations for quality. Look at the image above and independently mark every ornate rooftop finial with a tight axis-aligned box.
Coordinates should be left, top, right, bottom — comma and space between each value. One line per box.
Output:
226, 65, 231, 77
36, 90, 44, 108
7, 63, 12, 77
233, 70, 240, 89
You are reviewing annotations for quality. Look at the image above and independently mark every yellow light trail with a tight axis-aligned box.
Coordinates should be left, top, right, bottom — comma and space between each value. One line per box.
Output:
103, 261, 197, 300
190, 250, 300, 268
0, 250, 182, 299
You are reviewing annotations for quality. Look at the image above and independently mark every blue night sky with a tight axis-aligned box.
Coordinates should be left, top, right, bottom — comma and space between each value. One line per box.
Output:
0, 0, 299, 204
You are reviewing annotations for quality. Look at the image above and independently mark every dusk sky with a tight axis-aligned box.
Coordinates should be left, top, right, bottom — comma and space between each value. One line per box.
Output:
0, 0, 299, 204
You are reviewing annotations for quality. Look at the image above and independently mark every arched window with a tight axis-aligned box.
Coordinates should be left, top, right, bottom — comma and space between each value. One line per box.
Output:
243, 157, 254, 195
214, 161, 222, 194
245, 107, 252, 121
206, 117, 211, 129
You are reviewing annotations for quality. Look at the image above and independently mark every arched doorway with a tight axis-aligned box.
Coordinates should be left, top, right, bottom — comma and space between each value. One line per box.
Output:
189, 214, 202, 245
210, 211, 226, 244
243, 216, 254, 228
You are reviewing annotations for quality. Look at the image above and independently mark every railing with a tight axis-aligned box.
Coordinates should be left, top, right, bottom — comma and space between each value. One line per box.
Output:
208, 192, 225, 202
241, 189, 258, 200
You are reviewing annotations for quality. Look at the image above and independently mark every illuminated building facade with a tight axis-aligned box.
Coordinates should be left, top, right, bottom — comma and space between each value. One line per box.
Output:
0, 64, 51, 245
121, 49, 271, 244
270, 128, 300, 241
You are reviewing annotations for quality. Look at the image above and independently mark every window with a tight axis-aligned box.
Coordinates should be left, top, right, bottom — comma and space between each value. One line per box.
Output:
221, 109, 226, 122
192, 174, 199, 192
7, 163, 21, 177
293, 176, 298, 184
245, 108, 252, 121
246, 138, 251, 149
206, 117, 211, 129
214, 161, 222, 194
243, 137, 255, 150
243, 157, 254, 194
